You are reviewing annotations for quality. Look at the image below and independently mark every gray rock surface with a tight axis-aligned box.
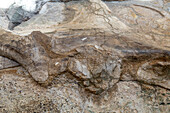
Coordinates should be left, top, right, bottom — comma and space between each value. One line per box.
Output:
6, 4, 35, 30
0, 9, 9, 29
0, 56, 19, 70
14, 2, 65, 33
4, 0, 61, 30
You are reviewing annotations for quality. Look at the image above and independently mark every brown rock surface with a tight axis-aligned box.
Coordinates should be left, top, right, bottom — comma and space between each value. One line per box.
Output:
0, 0, 169, 112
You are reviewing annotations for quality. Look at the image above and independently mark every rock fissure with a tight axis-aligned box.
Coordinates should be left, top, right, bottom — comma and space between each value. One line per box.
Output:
119, 80, 170, 91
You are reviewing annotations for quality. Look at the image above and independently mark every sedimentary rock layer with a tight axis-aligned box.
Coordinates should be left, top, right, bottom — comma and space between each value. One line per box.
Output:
0, 0, 169, 112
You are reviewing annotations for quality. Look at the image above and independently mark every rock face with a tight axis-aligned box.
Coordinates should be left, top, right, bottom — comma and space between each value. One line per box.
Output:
0, 0, 169, 112
0, 9, 9, 30
14, 2, 65, 33
6, 5, 35, 30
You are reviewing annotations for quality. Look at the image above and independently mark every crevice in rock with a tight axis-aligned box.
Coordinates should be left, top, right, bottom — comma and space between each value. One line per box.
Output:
119, 79, 170, 91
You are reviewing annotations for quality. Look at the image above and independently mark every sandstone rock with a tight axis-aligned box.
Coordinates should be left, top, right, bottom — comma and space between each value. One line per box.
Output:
0, 0, 169, 112
13, 0, 129, 35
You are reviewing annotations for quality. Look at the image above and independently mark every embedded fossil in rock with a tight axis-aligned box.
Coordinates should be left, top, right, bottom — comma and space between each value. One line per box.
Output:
137, 60, 170, 89
0, 0, 169, 95
0, 29, 169, 94
0, 30, 122, 94
0, 0, 170, 112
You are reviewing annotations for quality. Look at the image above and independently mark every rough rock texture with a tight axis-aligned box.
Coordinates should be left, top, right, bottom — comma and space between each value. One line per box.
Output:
6, 4, 35, 30
0, 56, 19, 69
13, 0, 129, 35
14, 2, 65, 34
0, 9, 9, 30
0, 0, 170, 112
